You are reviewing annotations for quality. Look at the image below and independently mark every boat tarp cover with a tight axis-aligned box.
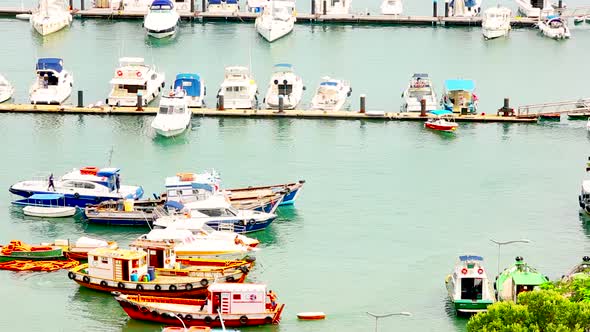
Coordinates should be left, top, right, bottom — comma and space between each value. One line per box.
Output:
29, 193, 65, 200
164, 200, 184, 210
97, 168, 120, 177
444, 79, 475, 92
151, 0, 173, 7
511, 273, 548, 286
174, 74, 202, 97
36, 58, 63, 73
465, 0, 477, 8
191, 183, 214, 192
274, 63, 293, 71
459, 255, 484, 261
430, 110, 453, 116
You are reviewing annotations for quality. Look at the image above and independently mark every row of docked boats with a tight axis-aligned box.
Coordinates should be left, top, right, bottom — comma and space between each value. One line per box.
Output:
401, 74, 478, 114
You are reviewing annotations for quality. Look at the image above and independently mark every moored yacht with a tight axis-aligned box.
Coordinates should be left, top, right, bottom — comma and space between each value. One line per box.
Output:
441, 79, 478, 114
30, 0, 72, 36
151, 89, 191, 137
482, 6, 512, 39
310, 77, 351, 111
538, 15, 571, 39
107, 57, 166, 107
380, 0, 403, 15
449, 0, 482, 17
255, 0, 296, 43
445, 255, 495, 314
495, 256, 549, 303
401, 73, 437, 112
0, 74, 15, 103
218, 66, 259, 109
247, 0, 270, 13
144, 0, 180, 39
174, 73, 205, 107
29, 58, 73, 105
314, 0, 351, 14
515, 0, 554, 18
264, 63, 304, 110
207, 0, 239, 13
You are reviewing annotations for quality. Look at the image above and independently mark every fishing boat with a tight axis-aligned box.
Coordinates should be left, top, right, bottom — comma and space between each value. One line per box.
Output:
9, 167, 144, 207
515, 0, 554, 18
574, 16, 584, 24
314, 0, 351, 14
226, 180, 305, 206
144, 0, 180, 39
0, 240, 64, 262
310, 77, 352, 111
107, 57, 166, 107
114, 283, 285, 327
401, 73, 438, 113
247, 0, 269, 13
562, 256, 590, 281
56, 237, 118, 261
13, 193, 76, 218
175, 73, 206, 108
255, 0, 296, 43
482, 7, 512, 39
151, 89, 191, 137
445, 255, 495, 314
495, 256, 549, 303
264, 64, 305, 110
83, 199, 174, 226
218, 66, 259, 110
0, 74, 15, 103
538, 15, 571, 39
30, 0, 72, 36
441, 79, 478, 114
68, 247, 251, 298
424, 110, 458, 132
207, 0, 239, 13
566, 100, 590, 119
29, 58, 73, 105
449, 0, 482, 17
380, 0, 403, 15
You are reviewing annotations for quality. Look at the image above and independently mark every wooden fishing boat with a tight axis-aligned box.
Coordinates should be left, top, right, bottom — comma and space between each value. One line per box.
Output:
495, 256, 549, 303
226, 180, 305, 206
562, 256, 590, 281
567, 113, 590, 120
49, 237, 118, 261
0, 240, 64, 262
83, 198, 168, 226
115, 283, 285, 327
229, 193, 284, 214
297, 312, 326, 320
538, 113, 561, 121
163, 327, 211, 332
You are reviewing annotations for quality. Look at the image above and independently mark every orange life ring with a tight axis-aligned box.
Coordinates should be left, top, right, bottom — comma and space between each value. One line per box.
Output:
80, 166, 99, 175
165, 258, 171, 264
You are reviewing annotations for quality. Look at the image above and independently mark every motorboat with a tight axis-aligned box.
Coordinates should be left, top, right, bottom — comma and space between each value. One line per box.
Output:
144, 0, 180, 39
380, 0, 403, 15
587, 118, 590, 131
314, 0, 351, 15
226, 180, 305, 206
586, 15, 590, 23
562, 256, 590, 282
495, 256, 549, 303
174, 73, 205, 108
310, 77, 352, 111
83, 198, 178, 226
207, 0, 239, 13
255, 0, 296, 43
9, 166, 144, 207
151, 89, 191, 137
574, 16, 584, 24
247, 0, 270, 13
13, 193, 76, 218
29, 58, 73, 105
445, 255, 495, 314
482, 6, 512, 39
515, 0, 554, 18
0, 74, 15, 103
401, 73, 437, 113
424, 110, 458, 132
30, 0, 72, 36
264, 63, 305, 110
538, 15, 571, 39
218, 66, 259, 109
107, 57, 165, 107
449, 0, 482, 17
441, 79, 478, 114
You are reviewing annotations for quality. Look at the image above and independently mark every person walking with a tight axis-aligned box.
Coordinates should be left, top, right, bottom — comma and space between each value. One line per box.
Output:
47, 173, 55, 191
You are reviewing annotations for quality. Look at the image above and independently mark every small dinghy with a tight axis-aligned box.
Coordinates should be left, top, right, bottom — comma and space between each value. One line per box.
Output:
424, 110, 458, 132
16, 193, 76, 218
297, 312, 326, 320
16, 13, 31, 20
538, 15, 571, 39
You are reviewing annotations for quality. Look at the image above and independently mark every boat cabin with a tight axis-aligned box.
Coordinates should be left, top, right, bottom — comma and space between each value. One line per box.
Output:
110, 57, 150, 95
164, 172, 220, 203
87, 248, 148, 282
270, 64, 296, 96
36, 58, 65, 87
184, 195, 239, 218
442, 79, 477, 114
62, 167, 122, 193
206, 283, 269, 315
174, 74, 202, 99
498, 257, 548, 302
129, 230, 185, 269
314, 0, 351, 14
406, 73, 434, 99
207, 0, 239, 12
453, 255, 488, 301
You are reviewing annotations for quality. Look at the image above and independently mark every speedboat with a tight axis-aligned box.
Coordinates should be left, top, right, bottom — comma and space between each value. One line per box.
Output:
218, 66, 259, 109
449, 0, 482, 17
13, 193, 76, 218
83, 198, 172, 226
29, 58, 73, 105
482, 6, 512, 39
445, 255, 495, 314
247, 0, 270, 13
380, 0, 403, 15
515, 0, 554, 18
424, 110, 458, 132
264, 63, 305, 110
9, 167, 144, 207
144, 0, 180, 39
562, 256, 590, 281
441, 79, 478, 114
495, 256, 549, 303
30, 0, 72, 36
538, 15, 571, 39
255, 0, 296, 43
401, 73, 437, 113
310, 77, 351, 111
314, 0, 351, 14
151, 89, 191, 137
174, 73, 205, 108
107, 57, 165, 107
0, 74, 15, 103
207, 0, 239, 13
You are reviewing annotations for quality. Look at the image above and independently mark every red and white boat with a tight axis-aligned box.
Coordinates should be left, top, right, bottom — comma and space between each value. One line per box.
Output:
424, 110, 458, 132
115, 283, 284, 327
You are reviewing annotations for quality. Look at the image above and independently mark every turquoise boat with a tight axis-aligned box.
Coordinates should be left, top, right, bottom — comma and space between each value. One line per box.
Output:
0, 241, 64, 262
495, 256, 549, 303
445, 255, 495, 314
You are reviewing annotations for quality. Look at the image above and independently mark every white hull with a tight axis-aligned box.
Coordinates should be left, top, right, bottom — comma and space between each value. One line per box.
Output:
147, 29, 176, 38
144, 8, 179, 39
380, 0, 403, 15
154, 126, 187, 137
0, 88, 14, 103
225, 98, 257, 109
539, 22, 571, 39
483, 28, 509, 39
207, 4, 239, 13
108, 69, 165, 107
31, 13, 72, 36
266, 93, 303, 109
515, 0, 554, 17
186, 96, 204, 108
310, 79, 351, 111
255, 17, 295, 42
23, 206, 76, 218
29, 71, 73, 105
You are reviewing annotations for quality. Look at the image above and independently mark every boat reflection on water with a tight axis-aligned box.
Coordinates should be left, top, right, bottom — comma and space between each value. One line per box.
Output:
69, 286, 125, 326
579, 212, 590, 239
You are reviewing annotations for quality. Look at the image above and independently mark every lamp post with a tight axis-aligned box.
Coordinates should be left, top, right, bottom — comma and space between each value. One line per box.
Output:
166, 313, 187, 331
490, 239, 531, 276
366, 311, 412, 332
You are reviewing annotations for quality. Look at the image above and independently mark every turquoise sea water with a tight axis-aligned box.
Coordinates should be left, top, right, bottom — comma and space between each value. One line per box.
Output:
0, 2, 590, 331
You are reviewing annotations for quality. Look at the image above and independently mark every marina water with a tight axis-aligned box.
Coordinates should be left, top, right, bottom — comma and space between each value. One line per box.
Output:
1, 1, 590, 331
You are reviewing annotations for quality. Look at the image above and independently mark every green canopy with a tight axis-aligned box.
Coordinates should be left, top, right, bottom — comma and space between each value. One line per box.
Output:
511, 272, 548, 286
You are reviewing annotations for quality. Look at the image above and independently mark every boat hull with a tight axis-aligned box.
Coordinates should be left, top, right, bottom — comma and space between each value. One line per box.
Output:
425, 122, 457, 132
452, 299, 494, 313
23, 206, 76, 218
483, 28, 509, 40
0, 248, 64, 262
227, 181, 305, 206
205, 216, 276, 234
9, 187, 144, 208
155, 126, 188, 138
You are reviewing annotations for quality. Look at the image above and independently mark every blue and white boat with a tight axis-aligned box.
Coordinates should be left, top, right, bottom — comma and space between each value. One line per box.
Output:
174, 73, 206, 108
12, 193, 77, 218
441, 79, 478, 114
29, 58, 73, 105
9, 167, 144, 207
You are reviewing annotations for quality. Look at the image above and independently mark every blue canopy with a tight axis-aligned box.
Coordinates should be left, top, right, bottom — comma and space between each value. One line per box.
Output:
29, 193, 65, 200
274, 63, 293, 69
430, 110, 453, 116
36, 58, 63, 73
174, 73, 202, 97
444, 79, 475, 92
465, 0, 477, 8
191, 182, 214, 192
320, 82, 338, 87
151, 0, 173, 7
97, 168, 120, 177
208, 0, 237, 4
459, 255, 484, 262
164, 200, 184, 210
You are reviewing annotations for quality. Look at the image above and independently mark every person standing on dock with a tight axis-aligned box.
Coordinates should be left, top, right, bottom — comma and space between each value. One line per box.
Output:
115, 173, 121, 193
47, 173, 55, 191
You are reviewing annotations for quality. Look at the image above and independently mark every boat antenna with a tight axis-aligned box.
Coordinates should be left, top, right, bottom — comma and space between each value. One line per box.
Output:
107, 146, 114, 166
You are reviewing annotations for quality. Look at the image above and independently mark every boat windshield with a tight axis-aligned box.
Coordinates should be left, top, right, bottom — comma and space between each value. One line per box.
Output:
460, 278, 483, 300
151, 4, 173, 10
159, 105, 186, 114
225, 86, 250, 99
274, 83, 293, 96
194, 208, 237, 217
408, 89, 432, 99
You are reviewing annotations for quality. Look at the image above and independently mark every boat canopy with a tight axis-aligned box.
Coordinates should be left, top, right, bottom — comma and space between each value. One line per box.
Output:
459, 255, 484, 261
28, 193, 65, 200
36, 58, 63, 73
119, 57, 145, 67
511, 273, 548, 286
430, 110, 453, 116
150, 0, 173, 9
174, 74, 202, 97
164, 200, 184, 210
209, 0, 238, 4
320, 81, 338, 87
444, 79, 475, 92
273, 63, 294, 72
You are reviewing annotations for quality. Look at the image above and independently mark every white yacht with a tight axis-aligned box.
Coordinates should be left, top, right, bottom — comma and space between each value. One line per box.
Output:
255, 0, 296, 43
264, 63, 305, 110
380, 0, 403, 15
144, 0, 180, 39
207, 0, 239, 13
174, 73, 205, 108
310, 77, 351, 111
515, 0, 554, 17
247, 0, 270, 13
401, 73, 437, 113
314, 0, 351, 14
0, 74, 15, 103
29, 58, 73, 105
449, 0, 482, 17
30, 0, 72, 36
538, 16, 571, 39
107, 57, 166, 107
218, 66, 259, 109
482, 7, 512, 39
151, 89, 191, 137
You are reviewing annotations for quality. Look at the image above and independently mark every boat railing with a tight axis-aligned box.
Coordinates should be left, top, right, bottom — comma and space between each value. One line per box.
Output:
517, 98, 590, 117
152, 206, 169, 220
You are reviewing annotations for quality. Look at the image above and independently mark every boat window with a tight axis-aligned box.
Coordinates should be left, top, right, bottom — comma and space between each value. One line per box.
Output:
460, 278, 483, 300
132, 260, 139, 268
120, 85, 142, 94
159, 106, 173, 114
62, 181, 75, 188
233, 294, 241, 300
101, 257, 108, 264
516, 284, 535, 296
278, 84, 293, 96
84, 183, 96, 189
174, 107, 186, 114
197, 209, 224, 217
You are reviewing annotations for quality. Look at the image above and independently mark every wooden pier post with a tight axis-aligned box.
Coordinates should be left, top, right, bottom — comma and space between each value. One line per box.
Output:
278, 95, 285, 113
77, 90, 83, 108
322, 0, 327, 15
202, 0, 206, 12
444, 0, 449, 17
420, 98, 427, 117
558, 0, 563, 8
359, 94, 366, 113
190, 0, 195, 13
311, 0, 316, 15
433, 0, 438, 17
504, 98, 510, 109
217, 94, 224, 111
80, 0, 85, 11
69, 0, 73, 10
136, 93, 143, 111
